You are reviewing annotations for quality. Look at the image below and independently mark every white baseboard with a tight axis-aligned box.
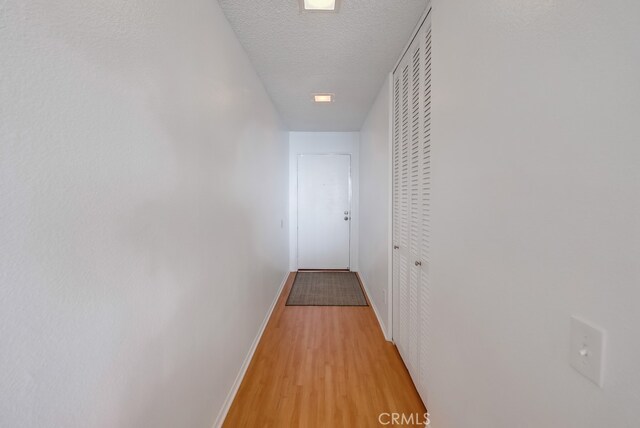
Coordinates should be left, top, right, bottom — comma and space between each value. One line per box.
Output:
356, 273, 391, 341
212, 272, 290, 428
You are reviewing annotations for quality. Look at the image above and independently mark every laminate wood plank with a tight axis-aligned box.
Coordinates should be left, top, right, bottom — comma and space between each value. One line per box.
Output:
223, 272, 426, 427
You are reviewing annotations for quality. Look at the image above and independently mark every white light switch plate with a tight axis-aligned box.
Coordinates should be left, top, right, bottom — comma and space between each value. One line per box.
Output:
570, 316, 605, 387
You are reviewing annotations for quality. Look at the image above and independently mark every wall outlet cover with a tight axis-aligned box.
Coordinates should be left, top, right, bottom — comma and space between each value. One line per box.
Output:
570, 316, 605, 387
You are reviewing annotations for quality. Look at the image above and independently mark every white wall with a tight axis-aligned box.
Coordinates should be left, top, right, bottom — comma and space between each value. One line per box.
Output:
358, 77, 392, 338
0, 1, 289, 427
289, 132, 359, 271
429, 1, 640, 427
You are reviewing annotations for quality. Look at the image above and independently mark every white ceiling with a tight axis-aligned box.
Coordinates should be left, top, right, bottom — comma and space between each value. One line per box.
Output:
218, 0, 428, 131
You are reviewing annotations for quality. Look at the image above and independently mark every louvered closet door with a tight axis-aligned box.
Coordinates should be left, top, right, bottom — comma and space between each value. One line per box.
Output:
393, 27, 421, 381
392, 11, 432, 405
417, 20, 432, 403
393, 57, 411, 373
407, 32, 424, 383
392, 71, 403, 356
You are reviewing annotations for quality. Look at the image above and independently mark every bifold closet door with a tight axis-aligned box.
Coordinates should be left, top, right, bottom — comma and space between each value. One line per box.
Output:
393, 53, 411, 376
417, 21, 432, 404
393, 28, 421, 382
392, 11, 431, 405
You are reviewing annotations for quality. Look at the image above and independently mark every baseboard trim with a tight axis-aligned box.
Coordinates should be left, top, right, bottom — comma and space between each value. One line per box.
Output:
355, 272, 391, 341
212, 272, 290, 428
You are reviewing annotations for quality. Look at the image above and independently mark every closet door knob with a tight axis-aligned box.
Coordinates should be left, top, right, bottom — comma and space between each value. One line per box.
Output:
415, 261, 422, 266
344, 216, 349, 221
394, 245, 400, 250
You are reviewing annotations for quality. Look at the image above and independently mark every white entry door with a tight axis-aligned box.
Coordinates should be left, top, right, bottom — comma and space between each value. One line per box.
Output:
297, 154, 351, 269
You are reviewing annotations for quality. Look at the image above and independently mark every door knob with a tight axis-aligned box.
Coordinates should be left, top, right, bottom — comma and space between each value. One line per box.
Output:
415, 261, 422, 266
344, 216, 349, 221
344, 211, 349, 215
394, 245, 399, 250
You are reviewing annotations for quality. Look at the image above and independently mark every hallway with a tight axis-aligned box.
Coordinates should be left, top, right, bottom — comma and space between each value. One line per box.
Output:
224, 273, 425, 427
2, 0, 640, 427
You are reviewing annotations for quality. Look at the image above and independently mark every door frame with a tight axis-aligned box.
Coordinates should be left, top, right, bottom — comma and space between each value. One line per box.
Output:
296, 153, 352, 271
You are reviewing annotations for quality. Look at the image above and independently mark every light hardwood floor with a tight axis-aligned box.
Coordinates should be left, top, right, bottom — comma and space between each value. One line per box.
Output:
223, 272, 427, 427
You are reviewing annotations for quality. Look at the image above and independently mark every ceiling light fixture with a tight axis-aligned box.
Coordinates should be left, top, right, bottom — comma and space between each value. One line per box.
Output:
313, 93, 334, 103
300, 0, 338, 12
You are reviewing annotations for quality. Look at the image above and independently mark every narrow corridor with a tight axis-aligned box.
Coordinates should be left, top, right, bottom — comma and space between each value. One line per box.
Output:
224, 273, 426, 427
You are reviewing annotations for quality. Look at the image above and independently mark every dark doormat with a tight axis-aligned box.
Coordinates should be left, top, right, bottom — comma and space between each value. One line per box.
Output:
286, 272, 368, 306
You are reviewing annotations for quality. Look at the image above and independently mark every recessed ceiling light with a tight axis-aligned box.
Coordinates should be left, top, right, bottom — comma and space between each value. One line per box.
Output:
301, 0, 338, 12
313, 93, 334, 103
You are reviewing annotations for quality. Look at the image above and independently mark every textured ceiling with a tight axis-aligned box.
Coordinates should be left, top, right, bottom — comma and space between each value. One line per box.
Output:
218, 0, 428, 131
